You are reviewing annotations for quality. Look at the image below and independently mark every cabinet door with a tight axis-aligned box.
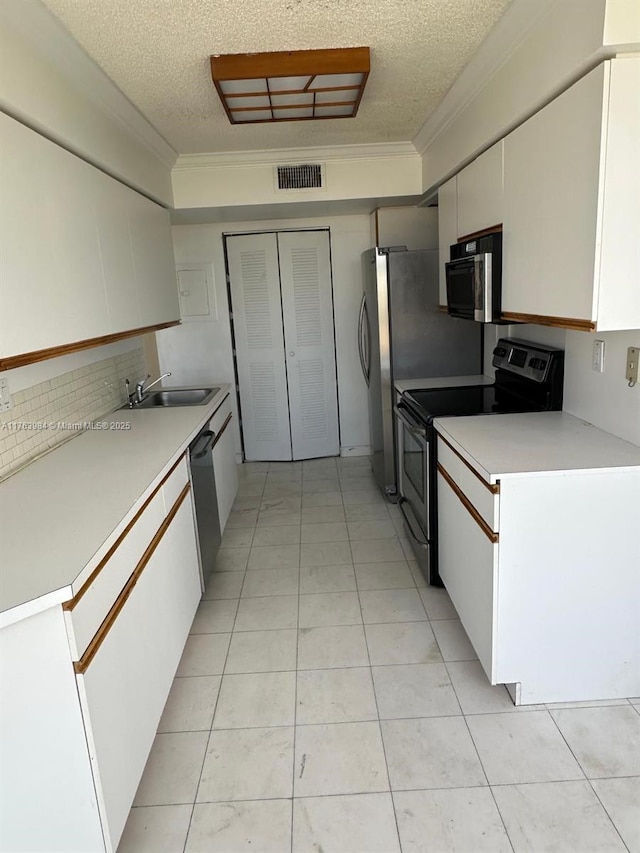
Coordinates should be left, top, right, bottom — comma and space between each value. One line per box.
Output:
437, 468, 498, 682
212, 397, 238, 532
502, 65, 605, 324
93, 171, 141, 334
129, 191, 180, 327
76, 494, 201, 852
596, 57, 640, 330
437, 176, 457, 307
456, 141, 503, 238
0, 113, 110, 357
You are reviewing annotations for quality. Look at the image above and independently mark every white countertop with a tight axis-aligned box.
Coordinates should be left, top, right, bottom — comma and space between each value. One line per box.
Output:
394, 374, 494, 393
434, 411, 640, 483
0, 385, 231, 627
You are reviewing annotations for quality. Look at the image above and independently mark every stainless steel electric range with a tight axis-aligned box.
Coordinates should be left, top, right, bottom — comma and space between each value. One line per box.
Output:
394, 338, 565, 586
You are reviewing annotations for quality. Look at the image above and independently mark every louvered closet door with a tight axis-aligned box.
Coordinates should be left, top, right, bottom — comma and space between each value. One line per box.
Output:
278, 231, 339, 460
227, 234, 292, 461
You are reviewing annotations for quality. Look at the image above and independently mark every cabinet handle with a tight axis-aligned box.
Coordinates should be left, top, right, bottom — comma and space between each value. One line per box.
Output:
73, 483, 191, 675
437, 463, 499, 544
212, 412, 233, 448
438, 435, 499, 494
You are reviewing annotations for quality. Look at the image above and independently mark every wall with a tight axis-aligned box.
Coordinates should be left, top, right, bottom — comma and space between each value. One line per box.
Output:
564, 329, 640, 446
482, 322, 639, 446
0, 344, 146, 480
371, 207, 439, 250
172, 145, 421, 212
156, 215, 373, 457
0, 0, 175, 204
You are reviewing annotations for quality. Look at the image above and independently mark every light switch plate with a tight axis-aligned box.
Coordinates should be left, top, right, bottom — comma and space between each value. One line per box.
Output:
626, 347, 639, 385
592, 339, 605, 373
0, 378, 12, 413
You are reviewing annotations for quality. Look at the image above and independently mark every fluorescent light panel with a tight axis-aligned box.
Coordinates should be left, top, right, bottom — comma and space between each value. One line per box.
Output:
210, 48, 370, 124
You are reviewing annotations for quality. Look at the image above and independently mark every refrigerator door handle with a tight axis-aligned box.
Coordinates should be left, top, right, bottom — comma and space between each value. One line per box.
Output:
358, 294, 370, 387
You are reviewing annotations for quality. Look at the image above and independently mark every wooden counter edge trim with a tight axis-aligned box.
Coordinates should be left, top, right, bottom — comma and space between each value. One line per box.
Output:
500, 312, 595, 332
63, 454, 186, 612
74, 483, 191, 675
0, 321, 180, 371
438, 434, 500, 494
437, 463, 499, 544
457, 224, 502, 243
211, 412, 233, 449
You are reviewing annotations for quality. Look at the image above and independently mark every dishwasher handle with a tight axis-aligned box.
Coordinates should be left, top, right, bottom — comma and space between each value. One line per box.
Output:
191, 430, 215, 459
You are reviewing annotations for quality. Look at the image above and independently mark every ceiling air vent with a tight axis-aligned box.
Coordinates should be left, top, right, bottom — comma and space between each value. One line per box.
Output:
275, 164, 324, 192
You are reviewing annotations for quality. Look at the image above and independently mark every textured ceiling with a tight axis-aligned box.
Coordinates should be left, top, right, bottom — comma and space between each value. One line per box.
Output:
40, 0, 512, 155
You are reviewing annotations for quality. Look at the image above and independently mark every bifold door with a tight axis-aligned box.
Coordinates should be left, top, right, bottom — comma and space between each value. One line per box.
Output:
227, 230, 339, 461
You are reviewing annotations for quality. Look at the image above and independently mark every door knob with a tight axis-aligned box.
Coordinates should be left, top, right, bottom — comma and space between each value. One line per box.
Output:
289, 351, 295, 357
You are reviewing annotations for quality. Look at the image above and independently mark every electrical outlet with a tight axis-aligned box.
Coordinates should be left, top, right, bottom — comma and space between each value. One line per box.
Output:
0, 378, 12, 413
592, 339, 605, 373
626, 347, 639, 386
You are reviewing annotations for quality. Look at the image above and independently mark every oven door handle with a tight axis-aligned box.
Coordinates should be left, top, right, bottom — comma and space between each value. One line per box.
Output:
398, 497, 428, 547
394, 404, 427, 442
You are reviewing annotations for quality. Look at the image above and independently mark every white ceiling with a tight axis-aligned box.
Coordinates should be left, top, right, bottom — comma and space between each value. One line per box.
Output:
40, 0, 512, 156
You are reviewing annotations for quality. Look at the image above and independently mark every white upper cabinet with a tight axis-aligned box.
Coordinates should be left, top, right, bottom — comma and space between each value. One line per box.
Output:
456, 141, 503, 239
92, 170, 142, 335
0, 114, 110, 356
0, 113, 179, 361
502, 58, 640, 331
128, 190, 179, 328
437, 176, 457, 306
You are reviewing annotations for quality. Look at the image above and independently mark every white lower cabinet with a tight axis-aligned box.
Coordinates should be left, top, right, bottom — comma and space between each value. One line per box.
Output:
0, 456, 202, 852
436, 435, 640, 704
211, 394, 238, 532
77, 496, 201, 851
437, 469, 498, 681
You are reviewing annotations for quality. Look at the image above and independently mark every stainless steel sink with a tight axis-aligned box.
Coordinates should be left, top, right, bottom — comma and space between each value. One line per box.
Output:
131, 387, 220, 408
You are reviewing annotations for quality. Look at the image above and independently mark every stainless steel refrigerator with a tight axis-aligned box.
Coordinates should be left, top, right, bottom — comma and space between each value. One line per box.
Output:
358, 247, 483, 497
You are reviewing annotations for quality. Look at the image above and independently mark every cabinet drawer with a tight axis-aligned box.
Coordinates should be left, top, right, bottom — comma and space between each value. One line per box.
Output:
64, 454, 189, 659
437, 436, 499, 532
162, 454, 189, 511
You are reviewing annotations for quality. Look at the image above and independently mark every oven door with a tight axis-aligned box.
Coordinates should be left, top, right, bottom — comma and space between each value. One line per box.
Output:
394, 402, 429, 541
445, 252, 492, 322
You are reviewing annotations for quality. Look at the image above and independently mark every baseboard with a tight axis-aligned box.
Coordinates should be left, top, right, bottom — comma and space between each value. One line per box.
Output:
340, 445, 371, 457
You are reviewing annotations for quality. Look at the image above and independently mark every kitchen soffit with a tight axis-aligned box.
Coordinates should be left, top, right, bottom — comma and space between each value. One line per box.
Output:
39, 0, 512, 155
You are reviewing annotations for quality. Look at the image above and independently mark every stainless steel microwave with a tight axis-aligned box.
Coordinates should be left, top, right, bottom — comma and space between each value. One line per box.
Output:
445, 231, 502, 323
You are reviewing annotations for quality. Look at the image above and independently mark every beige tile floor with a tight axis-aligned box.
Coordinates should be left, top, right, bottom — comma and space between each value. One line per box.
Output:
118, 458, 640, 853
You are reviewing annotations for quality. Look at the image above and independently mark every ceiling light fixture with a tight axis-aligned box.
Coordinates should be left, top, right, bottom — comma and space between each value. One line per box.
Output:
210, 47, 370, 125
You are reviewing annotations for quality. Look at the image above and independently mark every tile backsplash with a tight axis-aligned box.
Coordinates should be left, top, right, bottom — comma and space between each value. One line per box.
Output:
0, 347, 146, 481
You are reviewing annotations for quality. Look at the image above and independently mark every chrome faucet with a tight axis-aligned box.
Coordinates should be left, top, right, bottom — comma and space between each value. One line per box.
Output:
125, 372, 172, 407
135, 372, 172, 403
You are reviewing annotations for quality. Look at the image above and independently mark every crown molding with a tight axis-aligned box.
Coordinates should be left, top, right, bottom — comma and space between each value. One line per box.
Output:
173, 141, 419, 171
0, 0, 177, 170
412, 0, 557, 156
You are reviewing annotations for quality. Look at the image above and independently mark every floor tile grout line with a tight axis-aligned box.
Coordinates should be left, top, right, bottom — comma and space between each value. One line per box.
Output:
442, 658, 516, 853
584, 778, 634, 852
290, 519, 302, 853
183, 506, 258, 850
354, 547, 405, 852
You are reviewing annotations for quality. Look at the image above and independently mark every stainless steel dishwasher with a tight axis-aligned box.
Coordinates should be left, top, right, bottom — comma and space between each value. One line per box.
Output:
189, 421, 221, 586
